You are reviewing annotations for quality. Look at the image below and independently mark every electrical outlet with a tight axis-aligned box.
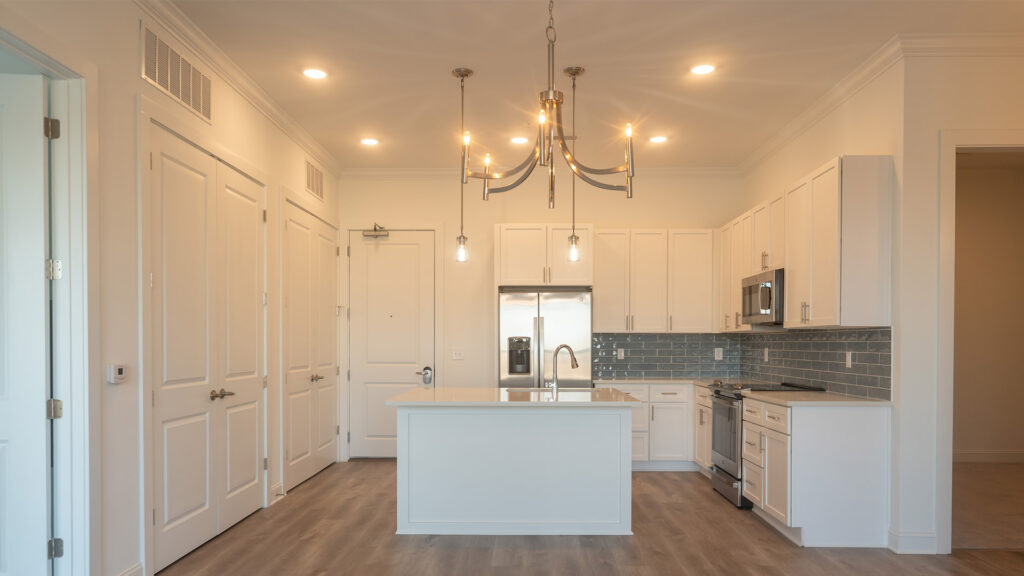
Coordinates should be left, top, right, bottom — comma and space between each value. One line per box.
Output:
846, 351, 853, 368
617, 348, 625, 360
764, 348, 769, 362
714, 347, 723, 361
451, 350, 465, 361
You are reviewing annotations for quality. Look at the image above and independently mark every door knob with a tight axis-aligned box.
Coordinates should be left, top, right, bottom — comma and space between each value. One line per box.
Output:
310, 374, 324, 382
209, 388, 236, 400
218, 388, 235, 398
415, 366, 433, 386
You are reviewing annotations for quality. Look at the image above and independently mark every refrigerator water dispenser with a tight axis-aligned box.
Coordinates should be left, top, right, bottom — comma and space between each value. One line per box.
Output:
508, 337, 531, 374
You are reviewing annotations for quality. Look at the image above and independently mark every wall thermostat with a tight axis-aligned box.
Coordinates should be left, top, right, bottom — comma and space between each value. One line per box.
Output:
106, 364, 128, 384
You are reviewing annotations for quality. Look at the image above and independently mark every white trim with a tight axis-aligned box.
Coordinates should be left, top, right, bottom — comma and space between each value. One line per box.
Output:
117, 562, 145, 576
132, 0, 340, 176
937, 129, 1024, 556
752, 507, 803, 546
0, 9, 100, 575
888, 529, 938, 554
953, 450, 1024, 463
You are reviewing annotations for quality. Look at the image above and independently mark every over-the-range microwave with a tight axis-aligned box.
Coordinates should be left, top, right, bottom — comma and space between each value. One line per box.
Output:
741, 268, 784, 325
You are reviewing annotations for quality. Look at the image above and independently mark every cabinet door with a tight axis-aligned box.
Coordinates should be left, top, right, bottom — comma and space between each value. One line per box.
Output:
741, 421, 765, 467
632, 432, 650, 462
784, 179, 811, 327
768, 194, 786, 269
593, 230, 630, 332
694, 405, 710, 468
719, 225, 732, 331
742, 461, 764, 509
752, 203, 771, 273
548, 224, 593, 285
809, 159, 840, 326
498, 224, 547, 285
629, 230, 668, 332
650, 402, 692, 461
763, 428, 791, 526
730, 216, 751, 330
668, 230, 713, 332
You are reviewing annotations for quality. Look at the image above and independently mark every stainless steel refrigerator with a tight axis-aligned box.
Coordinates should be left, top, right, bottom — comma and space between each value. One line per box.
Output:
498, 287, 592, 388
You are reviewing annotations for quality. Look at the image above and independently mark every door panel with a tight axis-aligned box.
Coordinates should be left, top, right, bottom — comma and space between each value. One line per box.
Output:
547, 225, 593, 285
350, 230, 434, 457
628, 230, 668, 332
809, 160, 840, 326
0, 73, 48, 576
151, 127, 219, 570
593, 230, 629, 332
313, 230, 338, 467
668, 230, 713, 332
785, 180, 811, 327
498, 224, 546, 285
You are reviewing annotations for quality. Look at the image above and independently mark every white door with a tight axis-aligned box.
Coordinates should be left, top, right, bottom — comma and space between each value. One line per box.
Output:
763, 428, 791, 525
498, 224, 547, 285
546, 224, 593, 285
809, 159, 840, 326
593, 230, 629, 333
150, 126, 266, 570
785, 179, 811, 327
0, 74, 50, 576
668, 230, 713, 332
694, 405, 709, 468
719, 225, 732, 331
752, 203, 770, 272
628, 230, 667, 332
649, 403, 692, 461
350, 230, 434, 457
283, 203, 338, 490
151, 128, 219, 569
768, 194, 786, 269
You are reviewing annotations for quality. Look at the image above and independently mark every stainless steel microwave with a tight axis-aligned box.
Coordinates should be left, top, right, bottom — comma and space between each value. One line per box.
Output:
742, 269, 784, 325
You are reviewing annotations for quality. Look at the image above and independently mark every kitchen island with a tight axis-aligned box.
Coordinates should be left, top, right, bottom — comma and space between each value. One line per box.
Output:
385, 387, 640, 535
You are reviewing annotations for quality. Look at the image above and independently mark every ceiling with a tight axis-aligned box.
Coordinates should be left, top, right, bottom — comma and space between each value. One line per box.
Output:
174, 1, 1024, 172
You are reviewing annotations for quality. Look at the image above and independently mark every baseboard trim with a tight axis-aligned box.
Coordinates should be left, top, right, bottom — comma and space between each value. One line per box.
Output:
117, 562, 144, 576
752, 507, 803, 546
888, 529, 938, 554
953, 450, 1024, 463
631, 461, 700, 472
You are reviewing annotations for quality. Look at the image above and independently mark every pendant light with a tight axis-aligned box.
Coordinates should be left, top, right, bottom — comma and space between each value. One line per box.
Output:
567, 67, 581, 262
454, 67, 473, 262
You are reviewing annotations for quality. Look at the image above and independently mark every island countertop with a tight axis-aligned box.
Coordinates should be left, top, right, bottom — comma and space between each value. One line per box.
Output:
386, 386, 641, 407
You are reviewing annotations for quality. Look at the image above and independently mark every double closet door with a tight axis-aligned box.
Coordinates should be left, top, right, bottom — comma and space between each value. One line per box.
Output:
283, 202, 339, 490
149, 126, 266, 571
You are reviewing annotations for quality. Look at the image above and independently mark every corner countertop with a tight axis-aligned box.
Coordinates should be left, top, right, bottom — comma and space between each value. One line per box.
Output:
386, 386, 642, 407
593, 378, 698, 387
743, 390, 893, 407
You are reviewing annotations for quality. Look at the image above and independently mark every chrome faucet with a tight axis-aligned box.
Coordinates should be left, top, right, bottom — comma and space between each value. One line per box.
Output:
551, 344, 579, 397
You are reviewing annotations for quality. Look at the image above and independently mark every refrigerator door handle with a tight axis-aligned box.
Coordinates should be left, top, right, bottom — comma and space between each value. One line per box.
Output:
536, 316, 545, 388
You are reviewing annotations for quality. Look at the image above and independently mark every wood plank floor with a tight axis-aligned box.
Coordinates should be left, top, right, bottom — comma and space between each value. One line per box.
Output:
159, 460, 1024, 575
953, 462, 1024, 549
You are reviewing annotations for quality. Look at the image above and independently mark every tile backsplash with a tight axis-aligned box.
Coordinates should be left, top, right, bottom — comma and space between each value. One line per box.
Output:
593, 328, 892, 400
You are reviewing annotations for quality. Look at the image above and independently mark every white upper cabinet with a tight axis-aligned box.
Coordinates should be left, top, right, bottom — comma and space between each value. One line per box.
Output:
728, 214, 752, 332
784, 156, 892, 328
719, 224, 733, 331
593, 230, 630, 333
496, 223, 593, 286
752, 194, 786, 272
668, 230, 714, 332
629, 230, 669, 333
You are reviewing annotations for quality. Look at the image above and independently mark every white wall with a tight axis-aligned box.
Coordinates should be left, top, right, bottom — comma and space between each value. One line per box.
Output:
953, 162, 1024, 461
1, 2, 339, 574
338, 169, 744, 388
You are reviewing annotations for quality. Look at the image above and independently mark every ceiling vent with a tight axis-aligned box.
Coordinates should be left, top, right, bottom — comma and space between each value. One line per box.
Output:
306, 160, 324, 200
143, 27, 212, 122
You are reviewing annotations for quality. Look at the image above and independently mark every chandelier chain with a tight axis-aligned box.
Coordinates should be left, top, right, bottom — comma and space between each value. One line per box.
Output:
546, 0, 556, 43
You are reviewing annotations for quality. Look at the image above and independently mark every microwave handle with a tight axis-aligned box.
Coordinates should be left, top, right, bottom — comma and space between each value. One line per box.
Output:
759, 284, 772, 311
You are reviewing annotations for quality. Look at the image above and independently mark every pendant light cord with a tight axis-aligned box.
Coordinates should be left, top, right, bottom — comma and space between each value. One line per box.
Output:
459, 77, 465, 237
571, 74, 576, 237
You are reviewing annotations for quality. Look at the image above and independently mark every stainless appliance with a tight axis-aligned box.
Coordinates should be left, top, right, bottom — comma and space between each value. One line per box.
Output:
498, 287, 592, 388
741, 268, 784, 325
709, 380, 823, 507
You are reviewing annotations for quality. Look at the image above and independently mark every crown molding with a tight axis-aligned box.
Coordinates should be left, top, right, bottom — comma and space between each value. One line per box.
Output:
133, 0, 340, 176
738, 32, 1024, 174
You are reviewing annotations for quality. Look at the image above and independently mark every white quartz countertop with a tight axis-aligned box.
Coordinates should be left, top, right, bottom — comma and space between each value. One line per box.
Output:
593, 378, 697, 386
743, 390, 892, 407
386, 386, 642, 407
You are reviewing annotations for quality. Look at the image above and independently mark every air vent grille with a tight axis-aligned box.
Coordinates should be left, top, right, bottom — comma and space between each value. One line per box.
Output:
306, 161, 324, 200
143, 28, 212, 121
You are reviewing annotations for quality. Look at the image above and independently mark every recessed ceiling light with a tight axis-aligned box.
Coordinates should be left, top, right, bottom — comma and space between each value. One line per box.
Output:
510, 136, 529, 144
649, 136, 668, 143
303, 69, 327, 79
360, 138, 379, 146
691, 64, 715, 75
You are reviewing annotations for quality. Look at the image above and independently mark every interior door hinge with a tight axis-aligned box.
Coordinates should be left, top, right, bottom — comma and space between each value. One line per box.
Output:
346, 246, 350, 257
336, 305, 341, 317
47, 538, 64, 559
336, 366, 340, 376
346, 369, 350, 382
336, 246, 340, 257
152, 509, 156, 526
46, 259, 63, 280
347, 431, 350, 443
150, 152, 153, 171
262, 292, 268, 306
46, 398, 63, 420
262, 375, 268, 389
346, 308, 350, 320
262, 209, 267, 223
263, 457, 268, 471
336, 425, 340, 436
43, 117, 60, 140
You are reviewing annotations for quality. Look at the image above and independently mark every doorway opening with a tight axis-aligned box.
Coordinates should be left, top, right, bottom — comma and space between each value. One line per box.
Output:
952, 148, 1024, 549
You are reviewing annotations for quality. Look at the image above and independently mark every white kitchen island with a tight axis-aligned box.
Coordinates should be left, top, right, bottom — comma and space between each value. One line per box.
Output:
385, 387, 640, 535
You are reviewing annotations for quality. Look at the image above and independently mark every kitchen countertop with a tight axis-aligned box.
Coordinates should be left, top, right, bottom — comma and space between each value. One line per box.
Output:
593, 378, 697, 386
386, 386, 642, 407
743, 390, 893, 407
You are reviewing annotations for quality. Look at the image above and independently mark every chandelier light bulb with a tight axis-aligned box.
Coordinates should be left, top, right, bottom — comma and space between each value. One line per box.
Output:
456, 235, 468, 262
463, 131, 471, 145
539, 110, 546, 125
568, 234, 580, 262
484, 153, 491, 167
625, 123, 633, 138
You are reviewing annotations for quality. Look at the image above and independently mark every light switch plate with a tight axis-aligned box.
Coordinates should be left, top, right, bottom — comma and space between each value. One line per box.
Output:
714, 348, 723, 361
846, 351, 853, 368
451, 350, 465, 361
617, 348, 625, 360
764, 348, 769, 362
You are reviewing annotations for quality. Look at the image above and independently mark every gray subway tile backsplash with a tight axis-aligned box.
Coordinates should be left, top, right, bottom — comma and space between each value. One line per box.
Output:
593, 328, 892, 400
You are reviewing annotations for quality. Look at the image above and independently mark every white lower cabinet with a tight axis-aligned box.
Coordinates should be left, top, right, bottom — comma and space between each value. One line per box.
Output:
742, 460, 764, 509
596, 382, 694, 468
762, 427, 790, 525
694, 403, 712, 471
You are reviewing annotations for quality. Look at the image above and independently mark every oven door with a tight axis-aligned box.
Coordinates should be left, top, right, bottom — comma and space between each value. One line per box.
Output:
711, 394, 742, 479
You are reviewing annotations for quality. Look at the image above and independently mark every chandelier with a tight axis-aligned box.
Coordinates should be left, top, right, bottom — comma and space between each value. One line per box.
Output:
452, 0, 635, 262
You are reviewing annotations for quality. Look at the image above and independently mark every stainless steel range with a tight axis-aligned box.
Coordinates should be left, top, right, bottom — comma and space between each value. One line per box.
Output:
709, 380, 824, 508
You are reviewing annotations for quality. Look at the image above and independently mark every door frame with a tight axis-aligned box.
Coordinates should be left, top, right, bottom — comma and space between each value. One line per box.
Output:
0, 13, 98, 576
935, 129, 1024, 554
341, 225, 446, 462
138, 94, 273, 575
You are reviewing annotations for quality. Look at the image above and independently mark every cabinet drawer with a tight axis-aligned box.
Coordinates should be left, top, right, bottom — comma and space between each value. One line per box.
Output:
764, 403, 790, 434
742, 460, 764, 509
650, 384, 690, 403
599, 383, 649, 402
695, 386, 712, 408
742, 399, 766, 425
631, 432, 649, 462
742, 422, 765, 467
